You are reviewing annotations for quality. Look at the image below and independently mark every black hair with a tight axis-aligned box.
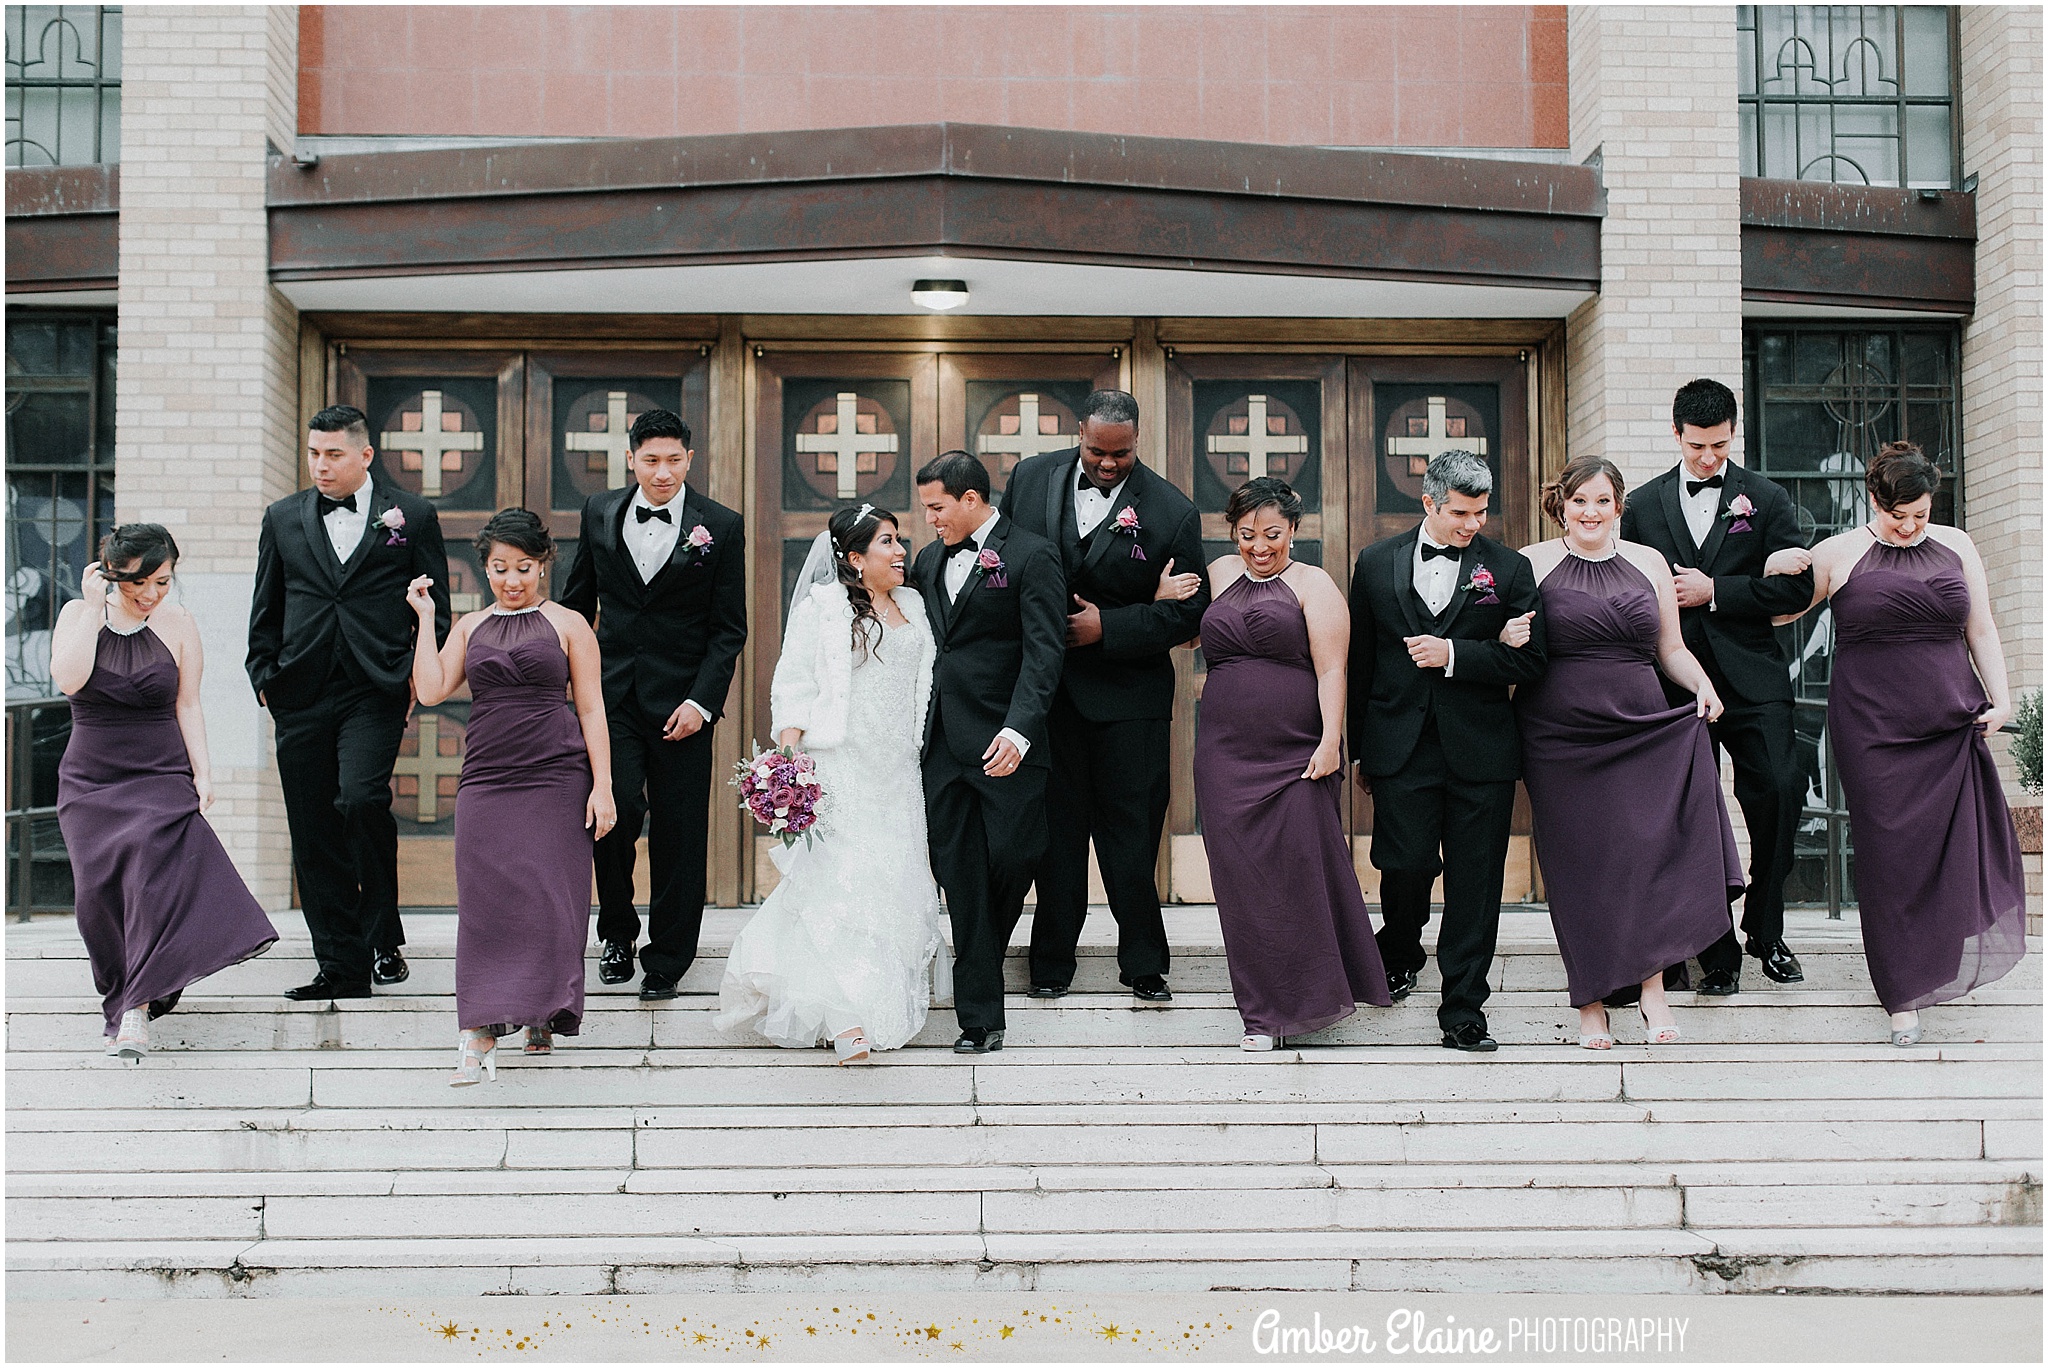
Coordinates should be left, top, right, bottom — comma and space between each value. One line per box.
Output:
308, 404, 371, 446
915, 449, 991, 502
629, 408, 691, 450
1223, 477, 1304, 528
828, 504, 901, 662
1078, 389, 1141, 428
473, 507, 555, 566
98, 523, 180, 583
1867, 441, 1944, 509
1671, 378, 1738, 434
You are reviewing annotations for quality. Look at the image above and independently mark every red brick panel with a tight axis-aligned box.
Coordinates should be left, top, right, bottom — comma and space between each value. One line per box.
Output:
299, 4, 1570, 149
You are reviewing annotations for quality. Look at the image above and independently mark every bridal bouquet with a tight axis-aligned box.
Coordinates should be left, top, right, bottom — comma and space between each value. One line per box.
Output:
732, 745, 824, 848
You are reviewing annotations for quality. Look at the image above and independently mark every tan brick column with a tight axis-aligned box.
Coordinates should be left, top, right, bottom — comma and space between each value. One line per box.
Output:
116, 6, 301, 904
1564, 6, 1746, 487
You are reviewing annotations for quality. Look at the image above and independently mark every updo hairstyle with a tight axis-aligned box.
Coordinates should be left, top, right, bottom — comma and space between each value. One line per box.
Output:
1541, 457, 1628, 526
1224, 477, 1304, 529
98, 524, 180, 583
1866, 441, 1943, 510
829, 503, 900, 661
473, 507, 555, 566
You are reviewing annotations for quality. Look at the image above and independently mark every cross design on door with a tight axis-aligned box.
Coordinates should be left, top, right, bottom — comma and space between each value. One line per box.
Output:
976, 392, 1072, 475
1386, 395, 1488, 477
381, 390, 484, 498
1208, 394, 1308, 477
565, 390, 638, 490
391, 713, 464, 824
796, 391, 899, 500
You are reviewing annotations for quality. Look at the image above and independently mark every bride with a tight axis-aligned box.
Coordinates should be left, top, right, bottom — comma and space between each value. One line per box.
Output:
715, 504, 950, 1062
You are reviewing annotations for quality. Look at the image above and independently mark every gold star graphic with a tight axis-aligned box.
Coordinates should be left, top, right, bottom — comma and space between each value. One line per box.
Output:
806, 1326, 817, 1336
694, 1332, 711, 1345
757, 1337, 771, 1350
1000, 1326, 1015, 1339
925, 1325, 943, 1340
437, 1323, 461, 1340
950, 1342, 963, 1351
1099, 1325, 1122, 1341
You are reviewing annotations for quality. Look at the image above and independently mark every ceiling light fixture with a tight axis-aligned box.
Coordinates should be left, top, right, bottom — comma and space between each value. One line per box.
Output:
910, 278, 970, 311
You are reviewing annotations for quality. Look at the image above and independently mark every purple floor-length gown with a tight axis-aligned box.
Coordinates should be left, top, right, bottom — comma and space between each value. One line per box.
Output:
57, 624, 277, 1035
454, 608, 593, 1035
1516, 552, 1742, 1007
1194, 575, 1390, 1036
1828, 537, 2024, 1013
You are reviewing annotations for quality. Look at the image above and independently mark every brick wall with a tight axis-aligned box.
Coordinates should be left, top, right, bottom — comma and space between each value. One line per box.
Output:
1564, 6, 1745, 488
115, 5, 301, 903
297, 4, 1568, 150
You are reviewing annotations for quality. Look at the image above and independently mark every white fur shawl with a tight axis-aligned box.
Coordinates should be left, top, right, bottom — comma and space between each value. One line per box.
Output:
769, 582, 934, 749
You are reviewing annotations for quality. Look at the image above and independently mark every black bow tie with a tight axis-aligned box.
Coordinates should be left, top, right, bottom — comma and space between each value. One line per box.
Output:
1419, 542, 1460, 561
635, 505, 673, 524
317, 492, 359, 517
946, 539, 981, 559
1686, 474, 1725, 497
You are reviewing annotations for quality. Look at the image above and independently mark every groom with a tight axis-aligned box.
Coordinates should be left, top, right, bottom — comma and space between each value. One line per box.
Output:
560, 408, 747, 1001
1348, 449, 1545, 1052
248, 405, 450, 1000
913, 450, 1067, 1053
1000, 389, 1208, 1003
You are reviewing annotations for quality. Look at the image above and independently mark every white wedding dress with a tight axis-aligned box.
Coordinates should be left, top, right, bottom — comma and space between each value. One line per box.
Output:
715, 581, 950, 1051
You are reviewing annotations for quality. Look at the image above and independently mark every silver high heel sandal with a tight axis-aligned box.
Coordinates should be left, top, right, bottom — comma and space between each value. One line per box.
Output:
1240, 1033, 1284, 1052
833, 1028, 871, 1065
1579, 1007, 1614, 1050
109, 1007, 149, 1064
1638, 1004, 1681, 1045
523, 1026, 553, 1055
452, 1029, 498, 1086
1890, 1011, 1922, 1047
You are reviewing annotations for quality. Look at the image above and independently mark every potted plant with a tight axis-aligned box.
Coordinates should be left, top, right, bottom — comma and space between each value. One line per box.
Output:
2012, 689, 2041, 853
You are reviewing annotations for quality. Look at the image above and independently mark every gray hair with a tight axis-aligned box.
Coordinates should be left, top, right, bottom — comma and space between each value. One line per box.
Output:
1422, 449, 1492, 505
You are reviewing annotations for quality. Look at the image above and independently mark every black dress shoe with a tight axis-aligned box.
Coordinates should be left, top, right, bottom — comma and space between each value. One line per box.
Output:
639, 973, 679, 1002
954, 1027, 1004, 1054
1746, 938, 1804, 984
1385, 966, 1419, 1002
371, 948, 409, 986
1440, 1022, 1498, 1052
283, 976, 372, 1001
1696, 968, 1741, 996
148, 990, 182, 1020
1129, 974, 1172, 1004
1026, 983, 1069, 999
598, 940, 635, 986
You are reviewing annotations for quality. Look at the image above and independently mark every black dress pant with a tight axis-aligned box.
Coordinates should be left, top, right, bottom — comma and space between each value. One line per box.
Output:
1366, 719, 1516, 1032
271, 679, 410, 984
595, 706, 714, 983
925, 719, 1050, 1033
1696, 698, 1801, 975
1027, 695, 1172, 988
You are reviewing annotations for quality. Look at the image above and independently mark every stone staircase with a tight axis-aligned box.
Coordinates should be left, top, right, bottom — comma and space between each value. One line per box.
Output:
6, 908, 2040, 1298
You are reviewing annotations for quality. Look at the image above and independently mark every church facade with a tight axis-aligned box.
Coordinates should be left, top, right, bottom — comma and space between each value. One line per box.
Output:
6, 5, 2038, 915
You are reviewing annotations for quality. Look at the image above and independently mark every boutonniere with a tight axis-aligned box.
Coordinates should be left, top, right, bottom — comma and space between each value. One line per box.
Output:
976, 546, 1008, 589
1111, 505, 1147, 560
685, 524, 714, 556
1460, 564, 1499, 605
1722, 494, 1756, 535
377, 507, 407, 546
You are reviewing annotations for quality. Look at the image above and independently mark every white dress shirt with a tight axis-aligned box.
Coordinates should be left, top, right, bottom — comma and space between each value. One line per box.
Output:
1412, 527, 1460, 677
1074, 466, 1122, 540
1679, 469, 1724, 610
624, 485, 712, 725
319, 477, 372, 563
941, 509, 1030, 760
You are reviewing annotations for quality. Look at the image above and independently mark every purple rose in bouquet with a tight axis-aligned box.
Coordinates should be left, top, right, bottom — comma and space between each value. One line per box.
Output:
730, 744, 824, 847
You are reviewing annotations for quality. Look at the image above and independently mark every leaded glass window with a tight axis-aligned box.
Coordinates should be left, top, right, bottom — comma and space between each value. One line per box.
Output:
1743, 321, 1962, 913
1737, 6, 1959, 189
5, 4, 120, 167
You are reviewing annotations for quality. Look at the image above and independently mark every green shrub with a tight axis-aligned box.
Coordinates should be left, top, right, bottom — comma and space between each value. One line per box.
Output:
2013, 689, 2042, 798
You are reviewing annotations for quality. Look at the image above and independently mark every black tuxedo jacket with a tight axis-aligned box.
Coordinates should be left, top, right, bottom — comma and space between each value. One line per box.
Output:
247, 482, 451, 710
1000, 450, 1209, 722
559, 485, 748, 722
913, 514, 1067, 769
1620, 463, 1812, 707
1347, 529, 1546, 783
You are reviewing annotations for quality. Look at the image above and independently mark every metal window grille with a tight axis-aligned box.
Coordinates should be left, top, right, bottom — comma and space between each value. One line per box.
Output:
1737, 6, 1961, 189
4, 4, 120, 167
1742, 322, 1963, 915
6, 311, 116, 917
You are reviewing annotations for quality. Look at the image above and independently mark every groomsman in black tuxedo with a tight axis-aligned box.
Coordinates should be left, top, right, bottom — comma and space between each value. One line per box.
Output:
913, 451, 1067, 1053
1621, 378, 1812, 994
249, 405, 451, 999
1000, 390, 1208, 1003
1348, 449, 1546, 1051
560, 409, 747, 1001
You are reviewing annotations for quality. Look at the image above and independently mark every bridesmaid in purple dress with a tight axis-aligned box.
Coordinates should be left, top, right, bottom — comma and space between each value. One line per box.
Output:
49, 526, 277, 1063
1194, 478, 1390, 1051
409, 509, 615, 1085
1777, 443, 2024, 1046
1515, 459, 1744, 1049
